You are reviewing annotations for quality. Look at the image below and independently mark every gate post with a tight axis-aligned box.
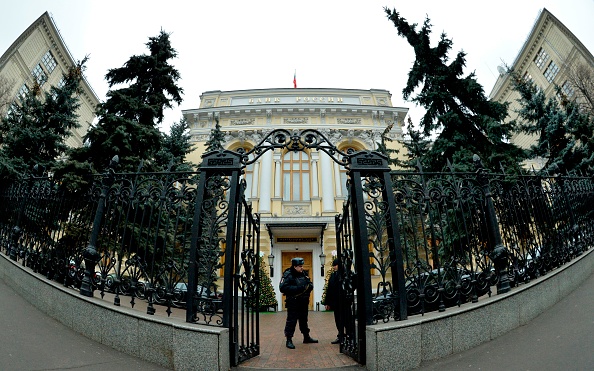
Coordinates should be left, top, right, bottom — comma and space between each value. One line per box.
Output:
186, 149, 243, 324
348, 151, 407, 362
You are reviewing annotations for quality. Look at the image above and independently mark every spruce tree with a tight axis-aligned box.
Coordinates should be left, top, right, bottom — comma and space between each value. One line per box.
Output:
0, 58, 86, 179
257, 255, 278, 311
154, 117, 196, 172
510, 71, 594, 174
68, 30, 183, 174
392, 117, 433, 170
204, 118, 225, 153
375, 123, 401, 167
384, 9, 525, 172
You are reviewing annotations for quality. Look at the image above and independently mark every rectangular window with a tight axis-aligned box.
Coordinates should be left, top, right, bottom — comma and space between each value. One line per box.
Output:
32, 64, 47, 86
17, 84, 29, 99
533, 47, 550, 69
561, 81, 575, 98
41, 50, 57, 73
543, 61, 559, 83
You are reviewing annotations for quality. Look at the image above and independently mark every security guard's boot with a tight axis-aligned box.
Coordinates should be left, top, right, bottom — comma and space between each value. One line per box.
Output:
286, 337, 295, 349
303, 335, 318, 344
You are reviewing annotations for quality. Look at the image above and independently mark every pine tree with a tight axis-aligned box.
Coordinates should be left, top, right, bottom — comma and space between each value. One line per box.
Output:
68, 30, 183, 174
510, 71, 594, 174
204, 118, 225, 153
375, 123, 401, 167
154, 117, 196, 172
384, 9, 525, 172
247, 255, 278, 311
320, 266, 333, 306
0, 58, 86, 179
393, 117, 433, 169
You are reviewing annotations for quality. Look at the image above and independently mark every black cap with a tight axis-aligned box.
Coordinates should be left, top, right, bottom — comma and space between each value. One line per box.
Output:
332, 259, 340, 266
292, 257, 304, 266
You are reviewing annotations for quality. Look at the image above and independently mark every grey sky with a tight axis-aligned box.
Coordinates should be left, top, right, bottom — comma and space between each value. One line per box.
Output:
2, 0, 593, 132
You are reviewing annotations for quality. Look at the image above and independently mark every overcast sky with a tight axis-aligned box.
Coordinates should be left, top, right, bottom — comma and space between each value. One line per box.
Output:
2, 0, 593, 132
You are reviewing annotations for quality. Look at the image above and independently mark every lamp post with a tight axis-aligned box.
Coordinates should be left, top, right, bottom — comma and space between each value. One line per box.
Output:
319, 252, 326, 276
268, 253, 275, 277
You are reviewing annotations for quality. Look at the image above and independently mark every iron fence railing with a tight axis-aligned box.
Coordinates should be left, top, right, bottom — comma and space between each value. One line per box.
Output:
368, 161, 594, 323
1, 158, 592, 328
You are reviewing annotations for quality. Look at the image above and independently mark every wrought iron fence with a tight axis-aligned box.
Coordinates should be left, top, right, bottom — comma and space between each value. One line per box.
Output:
369, 159, 594, 323
1, 156, 593, 331
0, 165, 228, 326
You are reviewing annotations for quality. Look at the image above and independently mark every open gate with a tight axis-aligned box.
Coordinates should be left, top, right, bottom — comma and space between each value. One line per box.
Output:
335, 150, 408, 364
188, 129, 407, 366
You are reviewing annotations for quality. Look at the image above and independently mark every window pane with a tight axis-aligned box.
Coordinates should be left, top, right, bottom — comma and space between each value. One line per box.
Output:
283, 173, 290, 200
292, 173, 300, 199
302, 173, 310, 200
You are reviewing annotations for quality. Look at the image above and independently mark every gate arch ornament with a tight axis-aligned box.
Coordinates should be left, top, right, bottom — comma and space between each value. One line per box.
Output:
189, 129, 407, 366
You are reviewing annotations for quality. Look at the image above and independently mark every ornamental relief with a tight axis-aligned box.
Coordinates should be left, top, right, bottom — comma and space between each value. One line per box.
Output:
230, 118, 255, 126
336, 118, 362, 125
283, 205, 311, 216
284, 117, 308, 124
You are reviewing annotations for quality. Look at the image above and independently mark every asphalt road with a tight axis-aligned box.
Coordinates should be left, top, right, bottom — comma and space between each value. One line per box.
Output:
416, 272, 594, 371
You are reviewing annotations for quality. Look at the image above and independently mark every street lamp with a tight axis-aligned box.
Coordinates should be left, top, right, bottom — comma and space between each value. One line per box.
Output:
319, 252, 326, 276
268, 253, 275, 277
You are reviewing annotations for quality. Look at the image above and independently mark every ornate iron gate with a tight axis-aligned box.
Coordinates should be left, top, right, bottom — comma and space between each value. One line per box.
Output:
335, 151, 407, 364
190, 130, 399, 366
186, 149, 260, 366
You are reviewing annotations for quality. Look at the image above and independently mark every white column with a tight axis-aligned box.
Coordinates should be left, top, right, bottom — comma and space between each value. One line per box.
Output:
311, 152, 319, 198
333, 161, 342, 197
259, 151, 272, 212
251, 161, 260, 199
320, 151, 335, 212
274, 152, 282, 199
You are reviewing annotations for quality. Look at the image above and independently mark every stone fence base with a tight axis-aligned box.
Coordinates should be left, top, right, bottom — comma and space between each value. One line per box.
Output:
2, 248, 593, 371
0, 255, 229, 371
366, 248, 594, 371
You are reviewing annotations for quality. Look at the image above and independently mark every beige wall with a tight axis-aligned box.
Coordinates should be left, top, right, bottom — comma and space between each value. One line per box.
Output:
0, 12, 99, 148
488, 8, 594, 169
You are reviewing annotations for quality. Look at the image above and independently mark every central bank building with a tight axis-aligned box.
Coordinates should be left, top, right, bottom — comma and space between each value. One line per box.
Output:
182, 88, 408, 309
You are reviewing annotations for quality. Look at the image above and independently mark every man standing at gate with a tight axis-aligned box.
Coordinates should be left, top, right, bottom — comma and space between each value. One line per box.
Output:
324, 258, 346, 344
279, 257, 318, 349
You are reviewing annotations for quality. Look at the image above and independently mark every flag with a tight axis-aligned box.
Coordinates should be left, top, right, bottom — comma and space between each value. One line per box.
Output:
293, 70, 297, 88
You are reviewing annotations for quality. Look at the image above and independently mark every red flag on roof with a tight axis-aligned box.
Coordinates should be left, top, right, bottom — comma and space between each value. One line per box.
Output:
293, 70, 297, 88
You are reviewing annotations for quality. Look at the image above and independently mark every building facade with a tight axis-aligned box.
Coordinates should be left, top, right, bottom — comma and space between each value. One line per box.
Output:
488, 8, 594, 170
183, 88, 407, 309
0, 11, 99, 148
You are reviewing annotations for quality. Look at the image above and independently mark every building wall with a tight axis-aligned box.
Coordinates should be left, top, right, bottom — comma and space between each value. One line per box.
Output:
488, 8, 594, 170
0, 12, 99, 148
183, 88, 408, 308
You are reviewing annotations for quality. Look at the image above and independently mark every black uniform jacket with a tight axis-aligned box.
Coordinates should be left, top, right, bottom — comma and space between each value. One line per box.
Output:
279, 267, 313, 304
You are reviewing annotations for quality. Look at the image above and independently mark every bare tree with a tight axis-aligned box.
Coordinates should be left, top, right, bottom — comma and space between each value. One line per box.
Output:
0, 75, 15, 117
564, 60, 594, 118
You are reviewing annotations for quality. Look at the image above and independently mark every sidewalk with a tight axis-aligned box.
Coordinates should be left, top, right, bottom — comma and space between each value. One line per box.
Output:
0, 278, 169, 371
415, 271, 594, 371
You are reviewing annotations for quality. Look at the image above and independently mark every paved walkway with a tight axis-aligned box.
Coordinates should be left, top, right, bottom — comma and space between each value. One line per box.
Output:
1, 271, 593, 370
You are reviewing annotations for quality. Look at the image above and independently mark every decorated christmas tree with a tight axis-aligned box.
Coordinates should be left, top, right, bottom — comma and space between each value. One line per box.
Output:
253, 254, 278, 311
320, 266, 333, 307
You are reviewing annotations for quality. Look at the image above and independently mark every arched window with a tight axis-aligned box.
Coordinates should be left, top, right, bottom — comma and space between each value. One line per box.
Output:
282, 151, 310, 201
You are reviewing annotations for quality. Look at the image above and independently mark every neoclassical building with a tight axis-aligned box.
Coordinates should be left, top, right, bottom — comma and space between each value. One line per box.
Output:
182, 88, 408, 309
0, 11, 99, 148
488, 8, 594, 170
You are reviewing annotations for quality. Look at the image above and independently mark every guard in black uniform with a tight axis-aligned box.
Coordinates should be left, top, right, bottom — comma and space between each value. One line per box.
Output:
279, 257, 318, 349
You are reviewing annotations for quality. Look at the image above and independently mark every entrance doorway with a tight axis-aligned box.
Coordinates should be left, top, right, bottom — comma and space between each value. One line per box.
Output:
281, 251, 313, 310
